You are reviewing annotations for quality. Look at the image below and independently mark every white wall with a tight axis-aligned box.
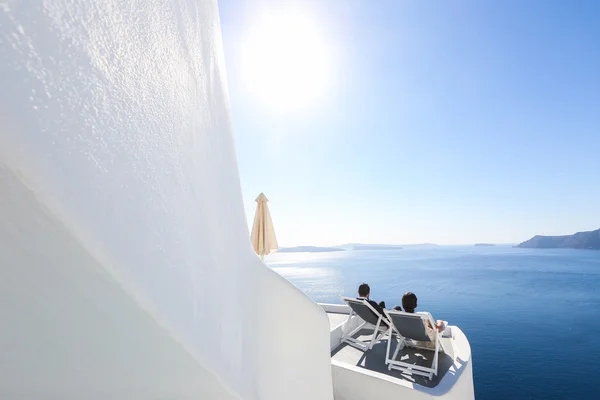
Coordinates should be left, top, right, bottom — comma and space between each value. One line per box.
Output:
0, 1, 333, 399
0, 164, 238, 400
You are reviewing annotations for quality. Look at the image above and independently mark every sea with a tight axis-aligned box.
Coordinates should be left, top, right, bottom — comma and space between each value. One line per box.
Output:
266, 245, 600, 400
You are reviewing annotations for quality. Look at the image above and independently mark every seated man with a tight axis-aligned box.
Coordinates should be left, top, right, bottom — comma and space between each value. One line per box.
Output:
357, 283, 386, 316
400, 292, 448, 348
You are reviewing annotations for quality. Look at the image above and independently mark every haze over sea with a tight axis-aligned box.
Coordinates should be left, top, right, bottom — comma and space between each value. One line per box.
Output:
267, 246, 600, 400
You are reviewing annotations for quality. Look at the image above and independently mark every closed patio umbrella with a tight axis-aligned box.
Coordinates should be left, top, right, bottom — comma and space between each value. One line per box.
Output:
250, 193, 278, 259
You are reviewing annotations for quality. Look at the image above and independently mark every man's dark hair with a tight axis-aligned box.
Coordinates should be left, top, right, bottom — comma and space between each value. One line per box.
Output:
402, 292, 418, 313
358, 283, 370, 297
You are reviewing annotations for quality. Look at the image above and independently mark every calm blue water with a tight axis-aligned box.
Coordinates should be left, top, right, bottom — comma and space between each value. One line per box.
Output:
266, 246, 600, 400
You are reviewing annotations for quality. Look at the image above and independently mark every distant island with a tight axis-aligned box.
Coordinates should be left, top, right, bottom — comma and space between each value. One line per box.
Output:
474, 243, 495, 247
351, 244, 403, 251
278, 246, 345, 253
401, 243, 440, 249
516, 228, 600, 250
278, 243, 439, 253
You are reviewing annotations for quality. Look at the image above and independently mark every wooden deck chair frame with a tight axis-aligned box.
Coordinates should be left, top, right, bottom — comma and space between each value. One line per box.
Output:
339, 296, 396, 352
383, 309, 445, 380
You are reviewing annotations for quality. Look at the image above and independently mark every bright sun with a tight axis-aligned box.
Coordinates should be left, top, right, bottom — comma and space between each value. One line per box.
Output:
241, 11, 332, 111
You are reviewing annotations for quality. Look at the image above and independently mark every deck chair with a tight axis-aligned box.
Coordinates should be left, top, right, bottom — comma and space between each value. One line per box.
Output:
339, 296, 395, 351
383, 309, 446, 380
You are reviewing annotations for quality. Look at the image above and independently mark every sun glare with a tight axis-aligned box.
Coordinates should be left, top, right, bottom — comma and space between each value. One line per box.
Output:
241, 11, 332, 111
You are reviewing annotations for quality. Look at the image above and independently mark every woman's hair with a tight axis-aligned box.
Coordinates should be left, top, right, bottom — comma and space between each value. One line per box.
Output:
401, 292, 418, 313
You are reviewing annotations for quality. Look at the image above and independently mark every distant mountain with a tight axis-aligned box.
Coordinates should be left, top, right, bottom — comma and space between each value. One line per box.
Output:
278, 246, 345, 253
474, 243, 495, 247
516, 228, 600, 250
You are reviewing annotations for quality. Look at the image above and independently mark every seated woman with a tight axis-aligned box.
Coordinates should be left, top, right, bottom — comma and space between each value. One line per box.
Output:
398, 292, 447, 349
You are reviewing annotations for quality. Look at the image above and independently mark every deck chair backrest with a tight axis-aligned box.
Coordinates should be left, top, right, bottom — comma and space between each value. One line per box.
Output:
386, 310, 431, 342
341, 297, 381, 326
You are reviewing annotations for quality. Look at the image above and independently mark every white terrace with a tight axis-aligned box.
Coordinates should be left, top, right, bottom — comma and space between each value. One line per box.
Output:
322, 303, 474, 400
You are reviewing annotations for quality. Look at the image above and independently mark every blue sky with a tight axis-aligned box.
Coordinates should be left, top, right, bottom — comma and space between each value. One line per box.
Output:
218, 0, 600, 246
